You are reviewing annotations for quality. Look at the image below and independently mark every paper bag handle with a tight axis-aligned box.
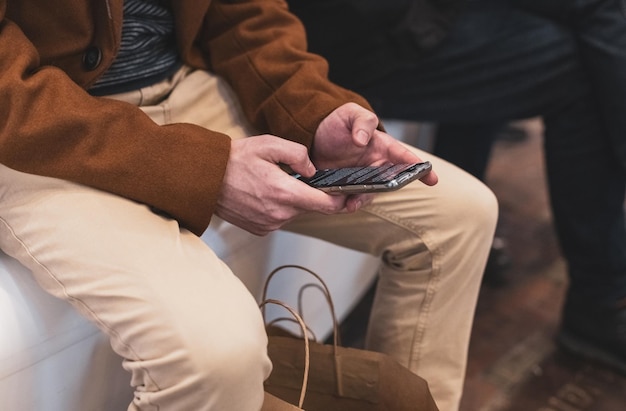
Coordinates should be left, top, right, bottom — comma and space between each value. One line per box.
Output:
260, 299, 310, 408
261, 264, 340, 347
261, 265, 346, 396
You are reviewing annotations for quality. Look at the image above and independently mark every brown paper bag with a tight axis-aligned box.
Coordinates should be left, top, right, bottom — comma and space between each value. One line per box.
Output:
261, 265, 439, 411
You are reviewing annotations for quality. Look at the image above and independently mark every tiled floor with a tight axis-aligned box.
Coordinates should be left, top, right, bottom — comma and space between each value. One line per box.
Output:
337, 119, 626, 410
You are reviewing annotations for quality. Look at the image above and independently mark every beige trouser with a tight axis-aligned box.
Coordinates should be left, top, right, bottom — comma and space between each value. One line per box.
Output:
0, 67, 497, 411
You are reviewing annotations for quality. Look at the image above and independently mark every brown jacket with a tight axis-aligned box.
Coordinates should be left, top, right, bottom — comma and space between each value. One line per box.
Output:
0, 0, 370, 235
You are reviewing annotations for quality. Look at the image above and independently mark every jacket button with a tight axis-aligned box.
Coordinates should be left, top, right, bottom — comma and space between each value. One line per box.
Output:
82, 46, 102, 71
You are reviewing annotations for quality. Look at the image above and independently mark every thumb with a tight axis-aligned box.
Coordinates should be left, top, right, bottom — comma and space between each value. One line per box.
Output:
350, 107, 379, 147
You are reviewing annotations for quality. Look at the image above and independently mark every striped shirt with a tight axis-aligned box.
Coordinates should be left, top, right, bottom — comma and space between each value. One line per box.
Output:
89, 0, 181, 95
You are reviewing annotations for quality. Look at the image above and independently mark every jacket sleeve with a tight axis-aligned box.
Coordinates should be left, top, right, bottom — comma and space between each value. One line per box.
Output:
0, 4, 230, 236
195, 0, 374, 149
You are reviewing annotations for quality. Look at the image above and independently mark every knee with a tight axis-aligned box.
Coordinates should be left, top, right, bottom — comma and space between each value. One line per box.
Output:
465, 177, 499, 231
131, 301, 272, 409
191, 329, 271, 387
442, 167, 499, 235
179, 312, 272, 406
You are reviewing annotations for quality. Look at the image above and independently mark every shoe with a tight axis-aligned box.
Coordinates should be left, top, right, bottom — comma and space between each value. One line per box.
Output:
557, 300, 626, 375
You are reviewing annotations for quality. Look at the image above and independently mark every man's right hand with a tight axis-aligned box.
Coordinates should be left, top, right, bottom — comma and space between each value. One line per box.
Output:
215, 135, 372, 236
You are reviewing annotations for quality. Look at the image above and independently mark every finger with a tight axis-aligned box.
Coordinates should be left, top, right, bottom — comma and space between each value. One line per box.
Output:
255, 135, 316, 177
350, 106, 379, 146
375, 130, 422, 163
288, 179, 352, 214
344, 193, 374, 213
419, 170, 439, 186
375, 131, 439, 186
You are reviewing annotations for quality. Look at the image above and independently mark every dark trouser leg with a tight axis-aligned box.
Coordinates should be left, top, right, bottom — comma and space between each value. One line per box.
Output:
433, 123, 502, 181
544, 97, 626, 308
575, 0, 626, 170
513, 0, 626, 304
544, 96, 626, 372
510, 0, 626, 371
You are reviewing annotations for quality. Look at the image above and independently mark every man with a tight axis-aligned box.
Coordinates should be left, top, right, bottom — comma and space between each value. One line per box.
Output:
288, 0, 626, 381
0, 0, 497, 409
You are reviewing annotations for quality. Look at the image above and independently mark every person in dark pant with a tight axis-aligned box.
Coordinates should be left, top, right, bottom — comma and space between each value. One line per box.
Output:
288, 0, 626, 374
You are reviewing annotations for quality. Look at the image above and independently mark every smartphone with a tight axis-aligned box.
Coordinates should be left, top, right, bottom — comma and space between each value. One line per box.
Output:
293, 161, 432, 194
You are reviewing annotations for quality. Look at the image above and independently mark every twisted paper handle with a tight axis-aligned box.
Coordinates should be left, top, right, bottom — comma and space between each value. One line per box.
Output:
261, 264, 344, 396
259, 298, 310, 408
